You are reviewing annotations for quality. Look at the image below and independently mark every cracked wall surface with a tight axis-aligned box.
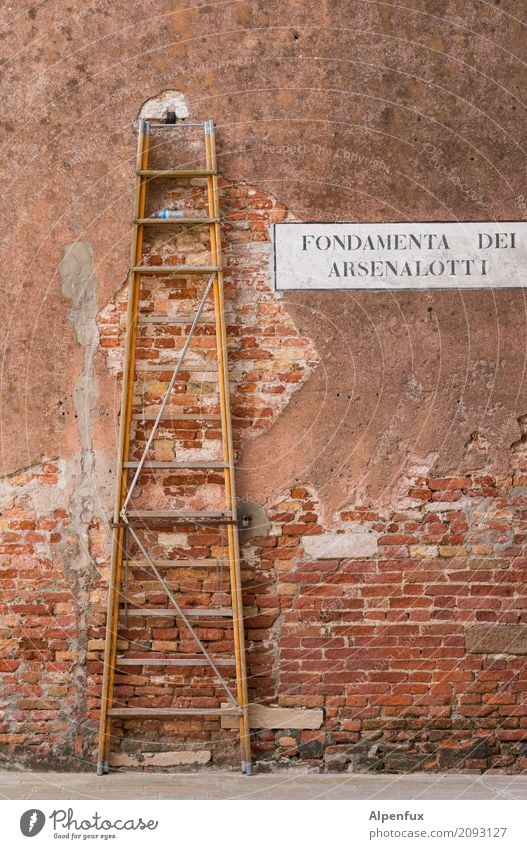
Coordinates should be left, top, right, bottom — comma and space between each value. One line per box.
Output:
1, 0, 527, 772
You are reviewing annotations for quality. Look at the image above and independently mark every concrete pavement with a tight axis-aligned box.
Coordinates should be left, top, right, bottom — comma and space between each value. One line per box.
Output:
1, 771, 527, 800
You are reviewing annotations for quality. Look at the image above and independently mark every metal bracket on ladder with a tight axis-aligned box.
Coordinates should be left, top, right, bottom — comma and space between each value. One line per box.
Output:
96, 118, 252, 777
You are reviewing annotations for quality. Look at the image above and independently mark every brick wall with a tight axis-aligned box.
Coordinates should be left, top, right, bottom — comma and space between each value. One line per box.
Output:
1, 178, 527, 773
0, 463, 96, 767
249, 475, 527, 772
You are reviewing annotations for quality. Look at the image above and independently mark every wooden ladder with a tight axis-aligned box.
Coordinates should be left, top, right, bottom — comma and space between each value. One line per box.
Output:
96, 119, 251, 775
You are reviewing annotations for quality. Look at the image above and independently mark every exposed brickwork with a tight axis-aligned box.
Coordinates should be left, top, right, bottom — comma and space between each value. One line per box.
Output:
85, 176, 319, 768
2, 179, 527, 773
0, 462, 97, 768
251, 475, 527, 772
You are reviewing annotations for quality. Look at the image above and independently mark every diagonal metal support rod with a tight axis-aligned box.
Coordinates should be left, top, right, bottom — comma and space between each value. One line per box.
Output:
125, 525, 240, 709
122, 273, 216, 517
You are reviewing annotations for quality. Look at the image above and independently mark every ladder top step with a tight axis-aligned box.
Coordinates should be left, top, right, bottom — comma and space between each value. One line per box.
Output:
108, 707, 239, 717
133, 265, 220, 275
136, 217, 218, 225
116, 656, 235, 667
119, 607, 233, 618
137, 169, 216, 178
123, 460, 228, 469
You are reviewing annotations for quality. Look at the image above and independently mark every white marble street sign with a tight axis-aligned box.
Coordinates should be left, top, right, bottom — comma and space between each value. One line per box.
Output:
273, 222, 527, 291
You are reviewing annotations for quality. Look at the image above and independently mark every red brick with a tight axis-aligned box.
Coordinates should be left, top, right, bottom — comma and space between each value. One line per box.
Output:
428, 478, 471, 491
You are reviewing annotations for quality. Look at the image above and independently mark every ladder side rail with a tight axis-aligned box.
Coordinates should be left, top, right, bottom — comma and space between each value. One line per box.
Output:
96, 121, 149, 775
205, 121, 252, 775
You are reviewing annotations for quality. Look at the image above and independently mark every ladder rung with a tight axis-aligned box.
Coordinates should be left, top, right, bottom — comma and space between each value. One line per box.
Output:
133, 265, 220, 275
135, 363, 218, 373
138, 315, 214, 325
123, 461, 227, 469
116, 656, 235, 667
136, 169, 216, 178
131, 411, 221, 421
126, 558, 229, 568
117, 518, 236, 528
136, 217, 218, 225
120, 607, 233, 618
107, 707, 239, 717
124, 510, 233, 520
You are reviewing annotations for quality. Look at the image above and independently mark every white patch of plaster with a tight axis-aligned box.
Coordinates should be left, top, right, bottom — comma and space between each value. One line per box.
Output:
61, 243, 99, 477
0, 460, 65, 513
60, 242, 103, 531
426, 498, 470, 513
463, 430, 490, 472
353, 448, 439, 518
302, 531, 378, 559
138, 91, 189, 122
60, 242, 107, 726
388, 449, 439, 512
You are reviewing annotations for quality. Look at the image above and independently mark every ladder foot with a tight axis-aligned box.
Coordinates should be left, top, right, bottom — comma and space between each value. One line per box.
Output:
242, 761, 253, 776
96, 761, 107, 776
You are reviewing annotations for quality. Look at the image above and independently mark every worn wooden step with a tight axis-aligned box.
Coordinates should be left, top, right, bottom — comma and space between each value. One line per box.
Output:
137, 315, 214, 325
123, 510, 234, 525
135, 362, 218, 373
135, 217, 217, 225
131, 410, 221, 421
124, 510, 232, 520
123, 460, 227, 469
133, 265, 220, 275
126, 558, 229, 569
108, 707, 239, 717
116, 656, 235, 667
119, 607, 233, 618
126, 509, 231, 517
136, 169, 215, 178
